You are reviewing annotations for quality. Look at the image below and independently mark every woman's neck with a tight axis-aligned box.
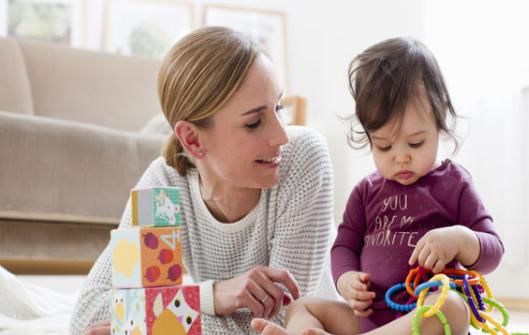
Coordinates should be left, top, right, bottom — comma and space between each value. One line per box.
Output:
198, 173, 261, 223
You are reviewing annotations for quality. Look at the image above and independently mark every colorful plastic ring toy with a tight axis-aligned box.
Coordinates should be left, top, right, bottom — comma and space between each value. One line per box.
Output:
414, 280, 456, 297
478, 310, 509, 335
463, 274, 485, 323
412, 305, 451, 335
385, 283, 417, 312
443, 268, 481, 286
406, 267, 422, 296
481, 297, 509, 333
417, 274, 450, 318
471, 282, 485, 311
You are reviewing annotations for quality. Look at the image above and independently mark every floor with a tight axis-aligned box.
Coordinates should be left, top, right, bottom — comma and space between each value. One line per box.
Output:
15, 275, 529, 333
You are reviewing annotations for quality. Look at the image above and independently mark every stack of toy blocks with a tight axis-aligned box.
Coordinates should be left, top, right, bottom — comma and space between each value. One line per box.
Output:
110, 187, 201, 335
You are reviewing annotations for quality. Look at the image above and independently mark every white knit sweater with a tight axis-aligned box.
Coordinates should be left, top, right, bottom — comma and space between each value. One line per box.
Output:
69, 126, 334, 335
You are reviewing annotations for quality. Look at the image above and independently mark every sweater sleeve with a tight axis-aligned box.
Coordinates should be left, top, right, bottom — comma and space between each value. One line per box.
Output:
269, 129, 334, 297
69, 159, 166, 335
331, 181, 368, 285
457, 179, 504, 274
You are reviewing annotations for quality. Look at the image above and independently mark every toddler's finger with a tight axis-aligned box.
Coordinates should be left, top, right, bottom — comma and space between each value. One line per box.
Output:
350, 289, 375, 301
353, 308, 373, 318
423, 253, 438, 271
432, 259, 445, 274
409, 242, 423, 266
350, 299, 372, 311
352, 280, 368, 291
358, 272, 370, 284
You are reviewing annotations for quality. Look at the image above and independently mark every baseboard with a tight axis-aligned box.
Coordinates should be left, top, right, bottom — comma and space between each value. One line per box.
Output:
496, 297, 529, 311
0, 210, 119, 225
1, 258, 94, 274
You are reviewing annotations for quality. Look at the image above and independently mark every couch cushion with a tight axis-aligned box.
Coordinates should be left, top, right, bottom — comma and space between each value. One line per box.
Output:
18, 38, 162, 132
0, 37, 34, 115
0, 111, 164, 220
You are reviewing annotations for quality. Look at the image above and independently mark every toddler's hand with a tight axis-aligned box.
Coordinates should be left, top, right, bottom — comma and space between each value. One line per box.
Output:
408, 227, 459, 273
336, 271, 375, 318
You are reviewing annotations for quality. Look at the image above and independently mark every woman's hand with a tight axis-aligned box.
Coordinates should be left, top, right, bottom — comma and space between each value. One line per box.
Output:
83, 320, 110, 335
409, 226, 480, 273
213, 265, 299, 319
336, 271, 375, 318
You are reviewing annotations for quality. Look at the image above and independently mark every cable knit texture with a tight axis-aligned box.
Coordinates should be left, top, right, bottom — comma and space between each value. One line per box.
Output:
69, 126, 334, 335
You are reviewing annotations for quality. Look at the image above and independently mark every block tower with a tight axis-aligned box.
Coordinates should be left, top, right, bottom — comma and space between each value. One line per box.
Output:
110, 187, 201, 335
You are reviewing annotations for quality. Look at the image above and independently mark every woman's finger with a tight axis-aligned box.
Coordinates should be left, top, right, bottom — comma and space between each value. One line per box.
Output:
243, 289, 265, 318
260, 267, 300, 300
246, 278, 273, 318
252, 270, 285, 318
84, 321, 111, 335
89, 320, 110, 328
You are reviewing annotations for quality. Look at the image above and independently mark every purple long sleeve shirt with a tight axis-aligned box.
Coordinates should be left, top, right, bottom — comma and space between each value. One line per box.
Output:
331, 160, 504, 332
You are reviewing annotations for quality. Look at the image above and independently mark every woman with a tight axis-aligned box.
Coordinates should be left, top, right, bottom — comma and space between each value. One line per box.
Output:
70, 26, 334, 335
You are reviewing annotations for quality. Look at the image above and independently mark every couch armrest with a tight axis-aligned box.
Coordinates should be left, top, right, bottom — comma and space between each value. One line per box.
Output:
0, 111, 165, 222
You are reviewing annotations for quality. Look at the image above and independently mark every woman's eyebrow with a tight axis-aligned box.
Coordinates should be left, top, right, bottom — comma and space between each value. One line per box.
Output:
240, 92, 284, 116
241, 106, 267, 116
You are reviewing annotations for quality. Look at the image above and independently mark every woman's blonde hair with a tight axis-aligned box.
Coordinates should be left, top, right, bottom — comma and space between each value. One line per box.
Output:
158, 26, 261, 175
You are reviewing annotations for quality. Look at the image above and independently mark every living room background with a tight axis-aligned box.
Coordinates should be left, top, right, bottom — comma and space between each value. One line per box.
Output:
1, 0, 529, 301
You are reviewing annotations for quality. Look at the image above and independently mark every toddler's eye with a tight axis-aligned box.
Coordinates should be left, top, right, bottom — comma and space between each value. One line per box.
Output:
275, 104, 284, 112
246, 119, 261, 129
409, 141, 424, 148
377, 145, 391, 152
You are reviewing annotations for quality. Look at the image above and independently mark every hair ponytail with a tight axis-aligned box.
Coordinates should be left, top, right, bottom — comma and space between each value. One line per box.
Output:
163, 134, 195, 176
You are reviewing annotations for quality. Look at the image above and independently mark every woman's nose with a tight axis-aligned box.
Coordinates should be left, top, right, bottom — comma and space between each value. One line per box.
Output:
269, 116, 288, 146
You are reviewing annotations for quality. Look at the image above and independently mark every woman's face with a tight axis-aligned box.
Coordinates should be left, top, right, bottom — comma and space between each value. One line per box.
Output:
198, 55, 288, 190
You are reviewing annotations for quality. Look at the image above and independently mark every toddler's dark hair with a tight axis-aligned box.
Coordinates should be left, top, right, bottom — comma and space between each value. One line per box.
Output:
348, 37, 458, 150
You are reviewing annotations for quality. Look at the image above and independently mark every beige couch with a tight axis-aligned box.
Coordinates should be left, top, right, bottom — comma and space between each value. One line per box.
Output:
0, 37, 169, 274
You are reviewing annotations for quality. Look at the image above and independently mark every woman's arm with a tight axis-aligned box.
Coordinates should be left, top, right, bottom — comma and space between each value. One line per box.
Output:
269, 129, 334, 296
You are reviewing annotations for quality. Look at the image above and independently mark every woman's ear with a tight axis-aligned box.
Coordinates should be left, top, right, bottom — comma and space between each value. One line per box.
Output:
174, 121, 207, 159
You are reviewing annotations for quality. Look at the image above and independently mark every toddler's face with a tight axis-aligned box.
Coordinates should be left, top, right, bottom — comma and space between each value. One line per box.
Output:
369, 96, 440, 185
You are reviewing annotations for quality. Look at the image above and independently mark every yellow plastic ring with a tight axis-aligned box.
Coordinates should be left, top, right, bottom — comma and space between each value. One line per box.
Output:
417, 274, 450, 318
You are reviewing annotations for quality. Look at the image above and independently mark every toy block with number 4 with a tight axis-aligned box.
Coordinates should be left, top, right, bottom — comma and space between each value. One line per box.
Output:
131, 187, 181, 227
111, 226, 183, 288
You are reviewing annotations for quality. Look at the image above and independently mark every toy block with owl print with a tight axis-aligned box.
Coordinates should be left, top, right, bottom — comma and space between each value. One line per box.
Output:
131, 187, 182, 227
111, 285, 201, 335
111, 226, 184, 288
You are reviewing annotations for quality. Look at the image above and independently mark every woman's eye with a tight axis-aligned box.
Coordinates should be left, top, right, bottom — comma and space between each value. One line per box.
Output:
409, 141, 424, 148
246, 119, 261, 129
275, 104, 284, 112
377, 145, 391, 152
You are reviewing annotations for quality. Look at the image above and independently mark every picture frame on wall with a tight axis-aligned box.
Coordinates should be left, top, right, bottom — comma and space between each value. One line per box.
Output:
0, 0, 84, 46
203, 5, 289, 91
102, 0, 194, 59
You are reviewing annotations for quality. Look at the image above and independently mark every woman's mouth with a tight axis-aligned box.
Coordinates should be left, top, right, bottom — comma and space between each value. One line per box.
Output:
256, 155, 281, 167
